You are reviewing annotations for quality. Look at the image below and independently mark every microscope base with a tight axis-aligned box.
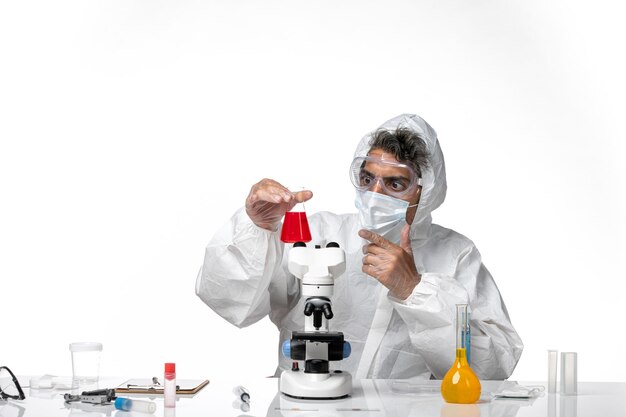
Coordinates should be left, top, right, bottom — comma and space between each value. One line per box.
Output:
280, 370, 352, 399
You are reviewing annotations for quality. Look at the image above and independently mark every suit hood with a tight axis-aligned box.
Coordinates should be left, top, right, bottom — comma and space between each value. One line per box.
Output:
353, 114, 447, 239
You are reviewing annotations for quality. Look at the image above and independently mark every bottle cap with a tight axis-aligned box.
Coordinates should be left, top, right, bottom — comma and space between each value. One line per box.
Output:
69, 342, 103, 352
165, 363, 176, 373
115, 398, 131, 411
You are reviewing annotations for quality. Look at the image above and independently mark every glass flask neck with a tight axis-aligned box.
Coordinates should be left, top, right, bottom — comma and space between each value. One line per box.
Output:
455, 304, 469, 350
455, 348, 469, 364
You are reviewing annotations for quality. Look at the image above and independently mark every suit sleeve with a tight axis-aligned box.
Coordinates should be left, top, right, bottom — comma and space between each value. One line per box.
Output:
195, 208, 298, 328
390, 245, 523, 379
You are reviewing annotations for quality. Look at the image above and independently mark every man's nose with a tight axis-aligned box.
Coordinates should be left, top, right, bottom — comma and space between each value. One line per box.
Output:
370, 178, 386, 195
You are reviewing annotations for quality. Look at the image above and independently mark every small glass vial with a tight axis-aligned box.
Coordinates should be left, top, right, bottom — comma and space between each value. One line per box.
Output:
164, 362, 176, 408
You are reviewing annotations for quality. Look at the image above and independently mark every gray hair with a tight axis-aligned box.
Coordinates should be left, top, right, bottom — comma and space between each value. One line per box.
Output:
368, 127, 430, 177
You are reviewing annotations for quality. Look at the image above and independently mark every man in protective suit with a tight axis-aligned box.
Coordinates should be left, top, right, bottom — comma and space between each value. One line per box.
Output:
196, 114, 523, 380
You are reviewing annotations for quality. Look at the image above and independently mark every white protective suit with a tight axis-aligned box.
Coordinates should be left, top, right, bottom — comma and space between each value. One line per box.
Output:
196, 114, 523, 380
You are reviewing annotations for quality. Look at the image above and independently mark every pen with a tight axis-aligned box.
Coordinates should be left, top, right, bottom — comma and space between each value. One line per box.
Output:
126, 384, 181, 390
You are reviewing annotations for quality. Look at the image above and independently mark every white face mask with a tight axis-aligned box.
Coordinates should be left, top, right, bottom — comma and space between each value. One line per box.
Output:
354, 190, 414, 244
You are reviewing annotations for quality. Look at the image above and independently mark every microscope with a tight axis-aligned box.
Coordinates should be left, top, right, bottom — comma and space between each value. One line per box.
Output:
279, 241, 352, 399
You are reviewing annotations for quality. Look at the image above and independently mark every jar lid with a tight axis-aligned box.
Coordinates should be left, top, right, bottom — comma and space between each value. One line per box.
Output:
69, 342, 103, 352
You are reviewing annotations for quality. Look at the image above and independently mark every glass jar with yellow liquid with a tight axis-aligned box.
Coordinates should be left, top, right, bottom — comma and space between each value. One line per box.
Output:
441, 304, 481, 404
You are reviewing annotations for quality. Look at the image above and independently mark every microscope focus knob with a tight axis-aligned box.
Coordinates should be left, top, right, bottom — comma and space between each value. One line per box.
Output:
282, 340, 291, 358
343, 341, 352, 359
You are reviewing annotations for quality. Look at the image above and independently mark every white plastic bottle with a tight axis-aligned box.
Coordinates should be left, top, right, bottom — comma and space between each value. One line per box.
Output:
164, 362, 176, 408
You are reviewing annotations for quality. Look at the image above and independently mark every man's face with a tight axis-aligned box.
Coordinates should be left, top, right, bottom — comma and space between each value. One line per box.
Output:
363, 149, 422, 225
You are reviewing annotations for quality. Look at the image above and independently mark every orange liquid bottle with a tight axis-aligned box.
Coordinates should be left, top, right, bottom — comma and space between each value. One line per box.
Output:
441, 304, 481, 404
280, 194, 312, 243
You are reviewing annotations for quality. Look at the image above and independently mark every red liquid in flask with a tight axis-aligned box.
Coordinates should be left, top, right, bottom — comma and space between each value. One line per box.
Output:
281, 212, 312, 243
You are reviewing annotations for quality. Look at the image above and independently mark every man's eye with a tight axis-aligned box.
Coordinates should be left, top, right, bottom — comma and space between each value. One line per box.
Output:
360, 173, 373, 186
389, 179, 407, 191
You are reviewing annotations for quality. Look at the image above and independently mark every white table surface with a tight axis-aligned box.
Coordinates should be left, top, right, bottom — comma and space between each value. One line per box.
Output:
2, 376, 625, 417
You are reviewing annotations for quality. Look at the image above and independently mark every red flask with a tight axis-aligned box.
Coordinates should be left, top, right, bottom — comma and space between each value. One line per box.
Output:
281, 211, 312, 243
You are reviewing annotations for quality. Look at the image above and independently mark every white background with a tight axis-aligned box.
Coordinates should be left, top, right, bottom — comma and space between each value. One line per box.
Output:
1, 0, 625, 383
